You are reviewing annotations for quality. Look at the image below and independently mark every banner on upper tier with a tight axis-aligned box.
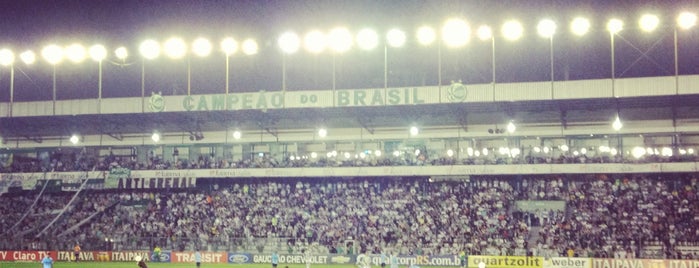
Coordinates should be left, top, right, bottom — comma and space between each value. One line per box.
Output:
469, 255, 544, 268
56, 251, 111, 262
592, 258, 668, 268
0, 251, 57, 262
544, 257, 592, 268
169, 251, 227, 263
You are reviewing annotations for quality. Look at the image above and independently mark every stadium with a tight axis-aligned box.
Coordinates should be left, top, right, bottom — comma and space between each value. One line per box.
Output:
1, 1, 699, 268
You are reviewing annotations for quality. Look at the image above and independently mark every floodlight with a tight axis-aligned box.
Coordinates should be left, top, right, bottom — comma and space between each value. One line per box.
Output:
409, 126, 419, 136
374, 150, 382, 157
607, 19, 623, 34
677, 12, 697, 30
311, 152, 318, 158
88, 44, 107, 61
328, 27, 353, 53
612, 115, 623, 130
42, 44, 64, 65
139, 39, 160, 60
386, 28, 406, 48
501, 20, 524, 41
151, 132, 161, 142
164, 37, 187, 59
65, 43, 87, 63
318, 128, 327, 138
632, 146, 646, 159
0, 49, 14, 66
115, 47, 128, 60
304, 30, 327, 53
506, 121, 516, 133
570, 17, 591, 36
69, 135, 80, 145
447, 149, 454, 157
537, 19, 557, 38
477, 25, 492, 41
20, 50, 36, 65
241, 39, 258, 55
639, 14, 659, 32
232, 130, 242, 140
221, 37, 238, 56
416, 26, 436, 45
560, 144, 569, 152
192, 38, 212, 57
442, 18, 471, 47
356, 28, 379, 50
278, 31, 301, 54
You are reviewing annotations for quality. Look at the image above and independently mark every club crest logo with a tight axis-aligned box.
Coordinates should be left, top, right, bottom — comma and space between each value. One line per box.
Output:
447, 80, 467, 102
149, 92, 165, 112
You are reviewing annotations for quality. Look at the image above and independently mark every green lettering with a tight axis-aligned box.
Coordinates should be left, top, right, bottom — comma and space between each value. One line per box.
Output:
242, 94, 253, 109
337, 91, 349, 106
413, 88, 424, 104
227, 95, 238, 110
388, 89, 400, 105
183, 96, 194, 111
371, 90, 384, 105
211, 95, 225, 110
271, 93, 284, 107
256, 92, 268, 109
197, 96, 209, 111
354, 90, 366, 106
404, 88, 409, 104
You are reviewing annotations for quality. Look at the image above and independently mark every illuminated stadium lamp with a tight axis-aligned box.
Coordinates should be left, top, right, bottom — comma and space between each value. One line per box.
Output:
386, 28, 406, 48
221, 38, 239, 56
318, 128, 328, 138
89, 45, 107, 62
607, 19, 623, 34
502, 20, 523, 41
114, 47, 128, 61
678, 12, 697, 30
416, 26, 436, 46
580, 148, 587, 155
506, 121, 516, 133
414, 149, 421, 156
441, 18, 470, 48
311, 152, 318, 159
328, 27, 353, 53
661, 147, 673, 157
164, 37, 187, 59
359, 152, 366, 159
41, 44, 64, 65
481, 148, 489, 156
151, 132, 161, 142
374, 150, 382, 157
612, 115, 623, 131
477, 25, 493, 41
610, 148, 618, 156
631, 146, 646, 159
537, 19, 557, 38
639, 14, 660, 32
572, 150, 579, 156
409, 126, 419, 136
543, 146, 550, 154
560, 144, 569, 152
690, 148, 695, 154
139, 39, 160, 60
467, 147, 474, 156
570, 17, 591, 36
356, 28, 379, 50
69, 135, 80, 145
304, 30, 327, 53
392, 150, 400, 157
232, 130, 242, 140
64, 43, 87, 63
646, 147, 654, 155
511, 148, 521, 157
533, 146, 541, 153
474, 150, 481, 157
446, 149, 454, 157
241, 39, 258, 55
20, 50, 36, 65
0, 49, 13, 66
278, 31, 301, 54
192, 38, 212, 57
344, 152, 351, 159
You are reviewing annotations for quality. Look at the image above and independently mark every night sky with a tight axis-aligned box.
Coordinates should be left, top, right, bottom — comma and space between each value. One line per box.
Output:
0, 0, 697, 101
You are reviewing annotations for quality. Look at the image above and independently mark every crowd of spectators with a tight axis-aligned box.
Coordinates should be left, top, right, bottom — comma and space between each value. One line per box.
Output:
1, 145, 697, 174
1, 175, 698, 260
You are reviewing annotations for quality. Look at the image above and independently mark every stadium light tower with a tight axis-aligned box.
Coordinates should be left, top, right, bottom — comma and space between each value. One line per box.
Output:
88, 44, 107, 113
41, 44, 64, 115
537, 19, 557, 89
416, 26, 439, 87
65, 43, 87, 63
190, 37, 212, 96
607, 18, 623, 96
477, 25, 495, 84
328, 27, 353, 92
675, 11, 697, 93
139, 39, 160, 112
241, 39, 259, 55
221, 37, 238, 95
570, 17, 591, 36
442, 18, 470, 88
279, 31, 301, 91
502, 20, 524, 41
0, 48, 14, 116
385, 28, 406, 89
115, 47, 128, 62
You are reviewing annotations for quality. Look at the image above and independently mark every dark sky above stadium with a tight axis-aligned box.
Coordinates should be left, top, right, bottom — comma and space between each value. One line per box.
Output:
0, 0, 697, 101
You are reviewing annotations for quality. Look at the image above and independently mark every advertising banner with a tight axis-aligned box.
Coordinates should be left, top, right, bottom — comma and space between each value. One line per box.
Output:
592, 258, 666, 268
110, 251, 151, 262
0, 251, 57, 262
251, 253, 329, 264
150, 251, 171, 263
57, 251, 111, 262
666, 260, 699, 268
227, 253, 253, 264
545, 258, 592, 268
469, 255, 544, 268
170, 251, 227, 263
370, 254, 461, 266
